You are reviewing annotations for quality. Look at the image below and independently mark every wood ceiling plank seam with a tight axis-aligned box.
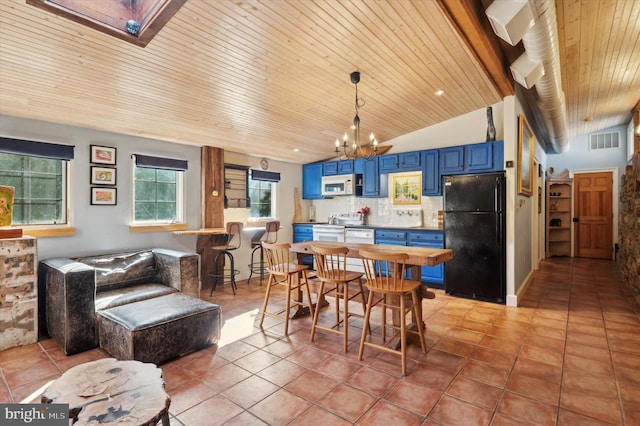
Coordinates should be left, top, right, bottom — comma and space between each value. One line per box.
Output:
412, 0, 499, 109
558, 0, 580, 132
577, 0, 601, 127
256, 0, 439, 134
585, 0, 617, 125
436, 0, 513, 98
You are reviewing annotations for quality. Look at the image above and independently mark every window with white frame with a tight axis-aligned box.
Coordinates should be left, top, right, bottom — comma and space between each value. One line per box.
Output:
249, 169, 280, 220
0, 138, 73, 226
132, 154, 187, 224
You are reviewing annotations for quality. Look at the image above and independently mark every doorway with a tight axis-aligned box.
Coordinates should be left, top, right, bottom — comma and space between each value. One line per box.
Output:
573, 171, 614, 259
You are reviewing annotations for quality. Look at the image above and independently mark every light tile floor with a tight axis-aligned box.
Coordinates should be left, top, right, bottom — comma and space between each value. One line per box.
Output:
1, 257, 639, 425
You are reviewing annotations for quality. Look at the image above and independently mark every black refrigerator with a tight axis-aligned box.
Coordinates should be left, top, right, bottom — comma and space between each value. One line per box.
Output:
443, 172, 506, 304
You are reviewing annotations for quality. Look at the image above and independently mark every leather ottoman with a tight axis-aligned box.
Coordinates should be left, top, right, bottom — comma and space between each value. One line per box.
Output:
98, 293, 221, 364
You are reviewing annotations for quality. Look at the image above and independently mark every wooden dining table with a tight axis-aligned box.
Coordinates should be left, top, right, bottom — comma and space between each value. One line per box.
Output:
288, 240, 454, 318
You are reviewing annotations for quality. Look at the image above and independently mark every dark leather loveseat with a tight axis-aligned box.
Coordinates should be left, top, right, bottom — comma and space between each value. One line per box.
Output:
40, 249, 220, 361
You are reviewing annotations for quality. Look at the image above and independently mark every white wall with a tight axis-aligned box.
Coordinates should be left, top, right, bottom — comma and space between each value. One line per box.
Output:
1, 114, 202, 260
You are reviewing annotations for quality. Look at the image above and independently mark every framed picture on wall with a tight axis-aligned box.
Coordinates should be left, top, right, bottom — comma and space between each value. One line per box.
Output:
391, 173, 422, 205
90, 166, 116, 185
91, 187, 117, 205
90, 145, 117, 165
517, 115, 533, 197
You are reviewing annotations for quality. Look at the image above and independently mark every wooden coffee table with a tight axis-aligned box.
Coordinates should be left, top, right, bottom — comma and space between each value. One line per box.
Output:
42, 358, 170, 426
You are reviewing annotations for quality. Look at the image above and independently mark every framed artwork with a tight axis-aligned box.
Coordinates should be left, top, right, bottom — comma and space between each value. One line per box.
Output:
90, 145, 117, 165
392, 173, 421, 205
90, 166, 116, 185
517, 115, 533, 196
91, 187, 117, 205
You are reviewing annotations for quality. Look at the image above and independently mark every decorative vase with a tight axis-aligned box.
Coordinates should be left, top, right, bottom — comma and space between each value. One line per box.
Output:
0, 186, 15, 227
486, 106, 496, 142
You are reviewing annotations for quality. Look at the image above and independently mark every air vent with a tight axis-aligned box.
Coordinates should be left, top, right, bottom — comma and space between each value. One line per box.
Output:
589, 131, 620, 151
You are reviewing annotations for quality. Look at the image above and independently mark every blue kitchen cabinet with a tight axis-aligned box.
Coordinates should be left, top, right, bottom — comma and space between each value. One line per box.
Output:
293, 224, 314, 267
322, 161, 338, 175
466, 142, 493, 171
379, 154, 399, 173
302, 163, 323, 199
407, 231, 444, 287
439, 146, 465, 174
379, 152, 421, 173
375, 229, 407, 277
338, 159, 354, 174
421, 149, 440, 196
355, 157, 387, 198
323, 159, 354, 176
439, 142, 503, 176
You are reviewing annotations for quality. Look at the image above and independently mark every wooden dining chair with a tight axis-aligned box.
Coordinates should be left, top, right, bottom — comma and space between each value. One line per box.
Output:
358, 249, 426, 376
259, 242, 314, 335
309, 244, 367, 352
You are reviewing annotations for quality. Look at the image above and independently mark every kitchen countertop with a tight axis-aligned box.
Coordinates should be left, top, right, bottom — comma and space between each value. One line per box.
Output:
293, 222, 443, 232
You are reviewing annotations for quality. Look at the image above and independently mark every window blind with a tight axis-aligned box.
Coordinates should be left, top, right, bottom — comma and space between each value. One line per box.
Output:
0, 137, 75, 160
251, 169, 280, 182
133, 154, 188, 171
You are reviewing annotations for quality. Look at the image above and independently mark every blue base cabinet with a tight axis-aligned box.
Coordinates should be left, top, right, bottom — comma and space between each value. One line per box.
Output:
292, 224, 314, 267
407, 231, 444, 288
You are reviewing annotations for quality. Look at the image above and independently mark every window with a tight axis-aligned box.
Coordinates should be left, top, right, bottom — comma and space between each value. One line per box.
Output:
249, 169, 280, 219
132, 154, 187, 225
0, 153, 68, 225
0, 138, 73, 227
249, 179, 274, 219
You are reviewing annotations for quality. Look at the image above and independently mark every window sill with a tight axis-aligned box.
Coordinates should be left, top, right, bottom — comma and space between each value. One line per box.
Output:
21, 226, 76, 238
130, 223, 188, 233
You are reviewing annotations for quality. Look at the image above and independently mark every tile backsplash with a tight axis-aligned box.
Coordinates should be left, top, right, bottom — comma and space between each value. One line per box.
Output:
311, 195, 443, 227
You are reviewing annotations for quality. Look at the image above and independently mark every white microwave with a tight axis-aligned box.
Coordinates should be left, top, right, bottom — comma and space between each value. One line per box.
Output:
321, 174, 355, 196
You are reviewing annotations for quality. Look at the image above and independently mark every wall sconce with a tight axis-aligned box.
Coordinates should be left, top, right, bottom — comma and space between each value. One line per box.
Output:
510, 52, 545, 89
485, 0, 536, 46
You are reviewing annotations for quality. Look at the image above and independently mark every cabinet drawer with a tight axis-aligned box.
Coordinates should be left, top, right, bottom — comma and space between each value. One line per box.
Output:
375, 230, 406, 243
407, 232, 443, 245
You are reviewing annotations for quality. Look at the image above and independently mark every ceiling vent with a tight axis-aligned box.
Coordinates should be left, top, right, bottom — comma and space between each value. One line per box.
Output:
588, 131, 620, 151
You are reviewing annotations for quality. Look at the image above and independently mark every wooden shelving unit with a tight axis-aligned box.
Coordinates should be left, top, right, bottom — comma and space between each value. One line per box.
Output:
546, 178, 573, 257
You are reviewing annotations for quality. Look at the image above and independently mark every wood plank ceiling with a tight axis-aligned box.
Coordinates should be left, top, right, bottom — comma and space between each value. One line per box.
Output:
0, 0, 638, 164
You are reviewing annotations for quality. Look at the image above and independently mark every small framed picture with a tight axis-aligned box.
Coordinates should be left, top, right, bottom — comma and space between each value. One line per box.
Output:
90, 166, 116, 185
90, 145, 117, 165
91, 187, 117, 205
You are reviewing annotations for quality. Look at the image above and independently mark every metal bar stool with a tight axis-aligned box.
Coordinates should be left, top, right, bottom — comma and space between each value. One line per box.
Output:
259, 242, 314, 335
309, 244, 368, 352
248, 220, 279, 285
358, 249, 427, 376
210, 221, 243, 295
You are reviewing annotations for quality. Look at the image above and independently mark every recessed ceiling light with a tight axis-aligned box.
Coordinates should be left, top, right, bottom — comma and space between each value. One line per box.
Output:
584, 117, 593, 122
293, 148, 299, 152
434, 89, 445, 97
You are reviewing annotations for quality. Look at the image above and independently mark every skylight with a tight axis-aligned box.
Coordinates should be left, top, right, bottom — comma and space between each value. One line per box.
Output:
27, 0, 186, 47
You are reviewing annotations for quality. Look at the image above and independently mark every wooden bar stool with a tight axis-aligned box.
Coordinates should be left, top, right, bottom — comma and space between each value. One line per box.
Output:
309, 244, 367, 352
248, 220, 280, 285
210, 221, 243, 295
259, 242, 314, 335
358, 249, 427, 376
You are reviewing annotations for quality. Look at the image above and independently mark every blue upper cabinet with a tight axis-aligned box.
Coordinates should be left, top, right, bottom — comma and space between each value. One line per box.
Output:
421, 149, 439, 196
466, 142, 493, 171
323, 159, 353, 175
355, 157, 386, 197
399, 151, 421, 170
379, 154, 398, 173
322, 161, 338, 175
439, 146, 465, 174
337, 159, 354, 174
379, 152, 421, 173
440, 141, 503, 175
302, 163, 323, 199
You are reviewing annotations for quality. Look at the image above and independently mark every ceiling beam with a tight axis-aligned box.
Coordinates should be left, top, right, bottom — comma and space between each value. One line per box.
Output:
436, 0, 514, 98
